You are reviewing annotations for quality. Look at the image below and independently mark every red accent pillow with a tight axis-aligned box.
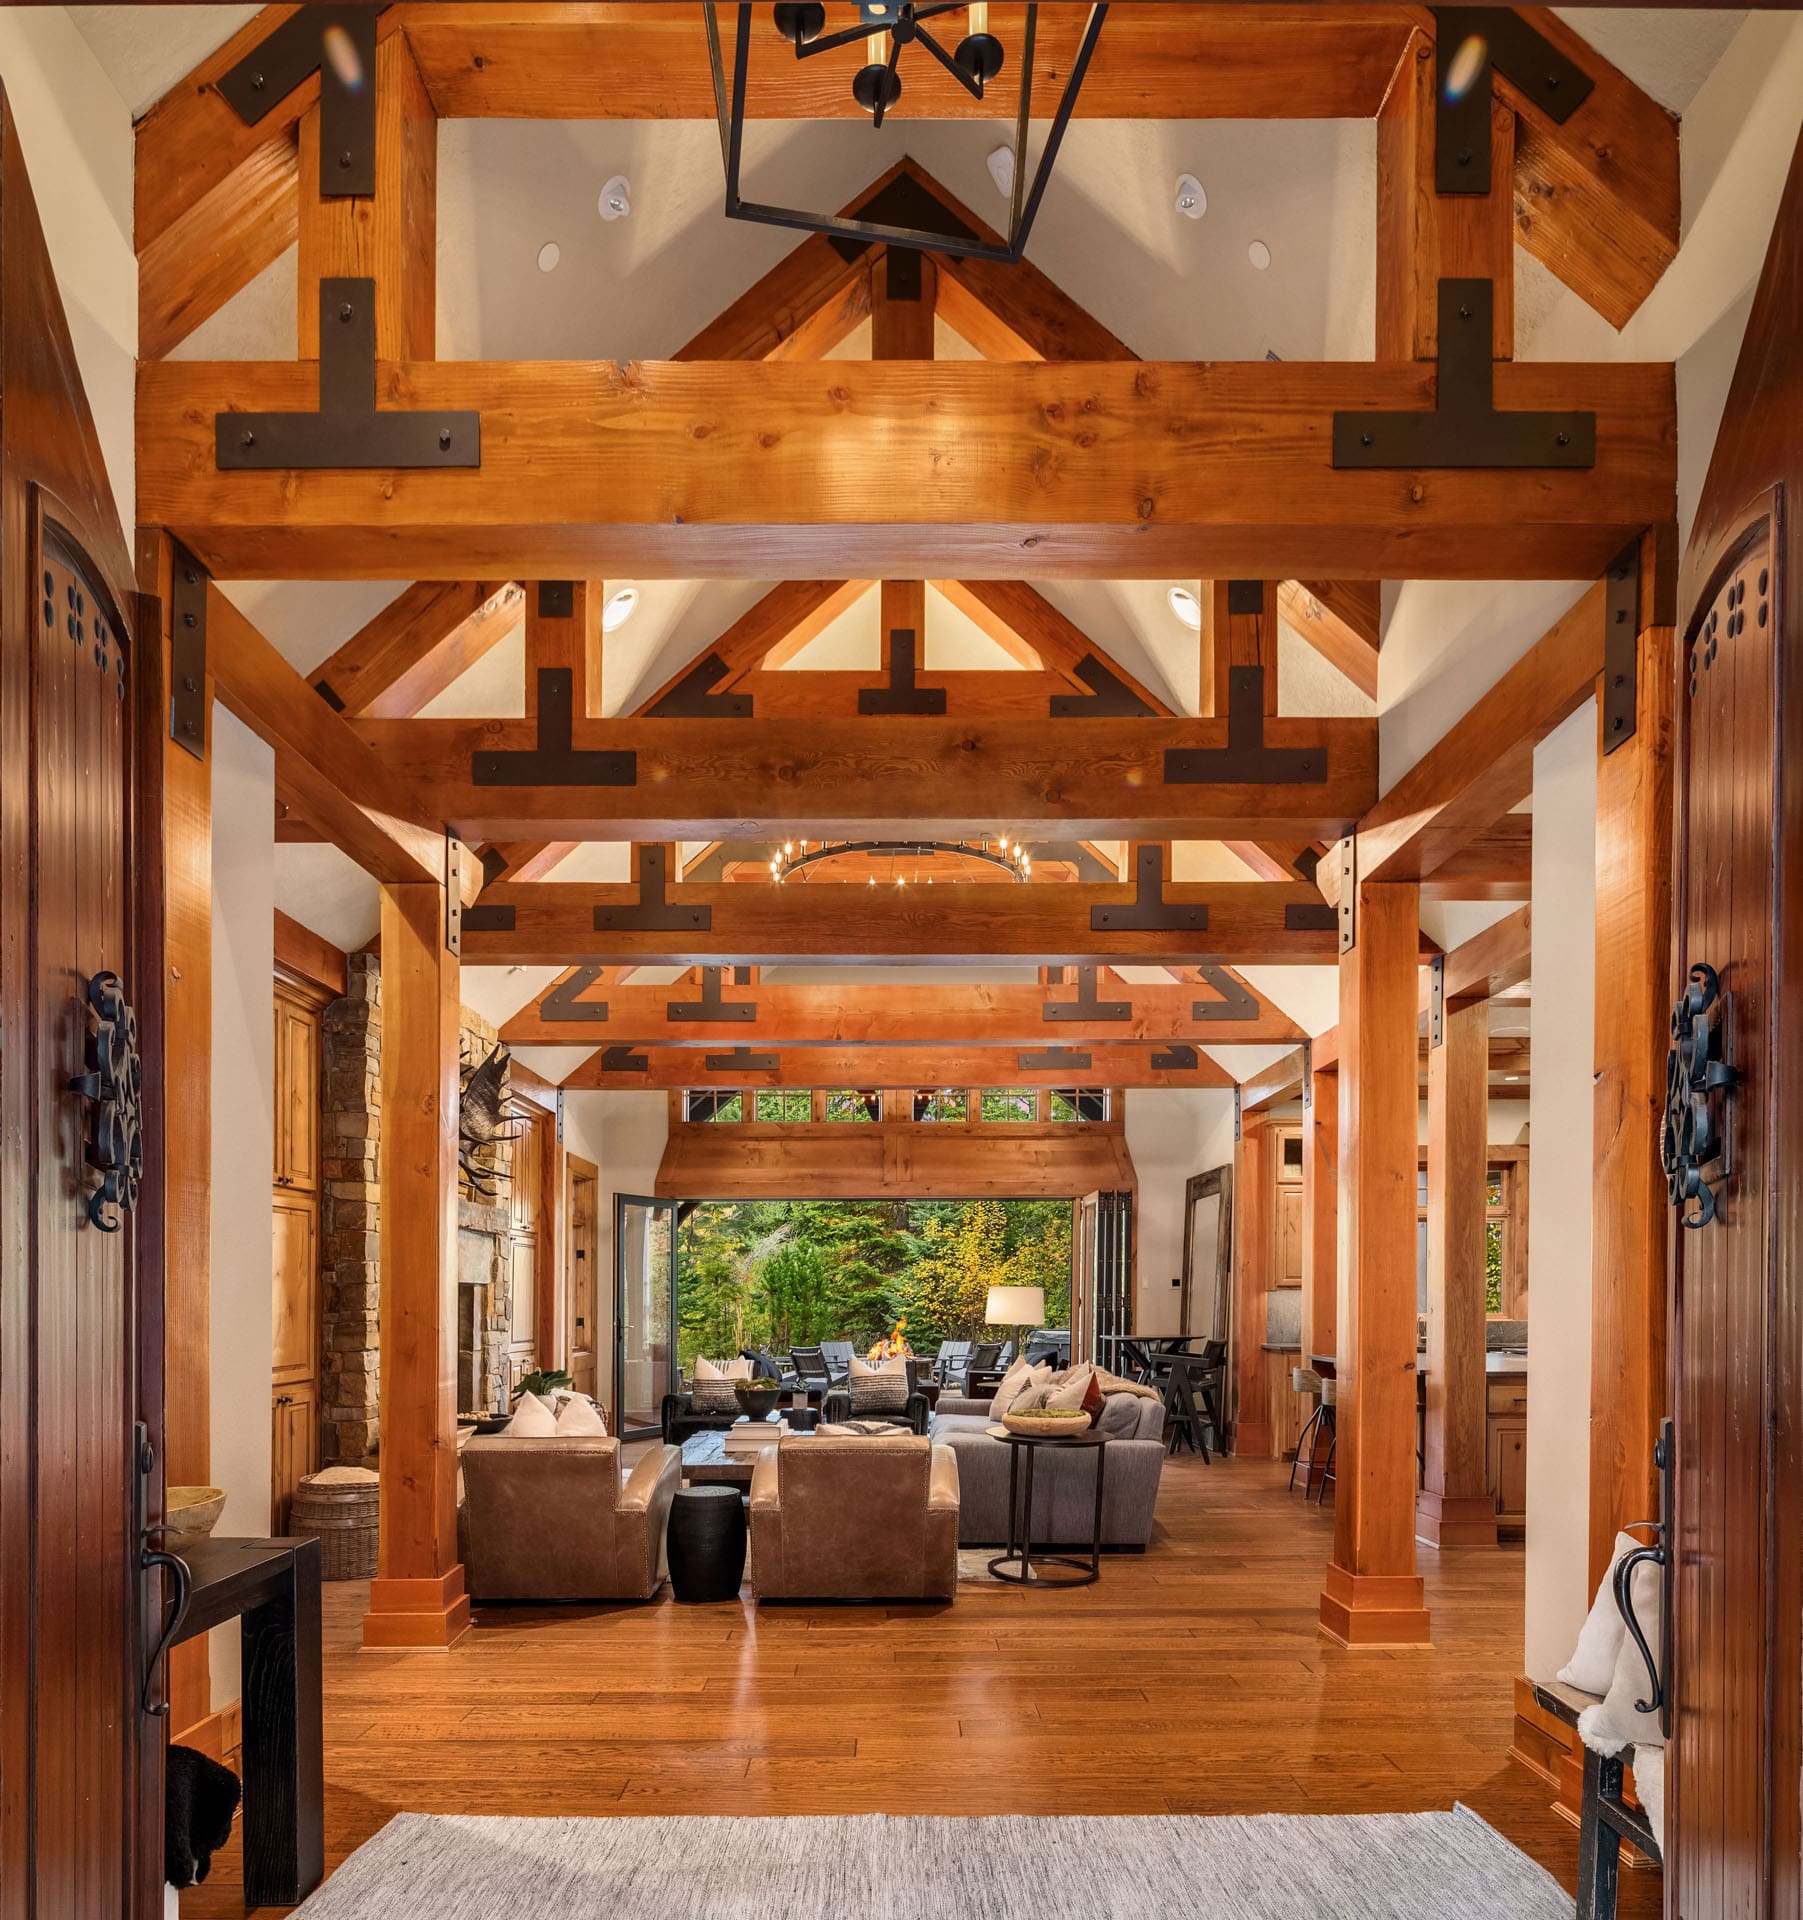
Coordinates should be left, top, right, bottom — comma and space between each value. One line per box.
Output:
1080, 1368, 1106, 1420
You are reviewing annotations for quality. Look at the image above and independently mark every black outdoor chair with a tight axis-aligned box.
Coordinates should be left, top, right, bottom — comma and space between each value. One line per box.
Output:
790, 1347, 834, 1398
820, 1387, 931, 1435
819, 1340, 856, 1385
966, 1341, 1003, 1378
930, 1340, 970, 1385
1024, 1332, 1069, 1368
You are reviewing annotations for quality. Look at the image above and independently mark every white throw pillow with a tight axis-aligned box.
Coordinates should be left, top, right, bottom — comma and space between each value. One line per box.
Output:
1046, 1365, 1097, 1412
1577, 1544, 1666, 1757
989, 1360, 1050, 1419
694, 1356, 751, 1381
554, 1395, 608, 1437
1557, 1529, 1643, 1694
504, 1393, 557, 1437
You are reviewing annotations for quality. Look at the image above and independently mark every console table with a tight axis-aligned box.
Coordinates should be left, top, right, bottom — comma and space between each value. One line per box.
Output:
171, 1536, 324, 1906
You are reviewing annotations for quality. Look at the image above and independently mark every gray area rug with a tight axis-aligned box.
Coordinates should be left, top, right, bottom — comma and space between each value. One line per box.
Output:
293, 1807, 1572, 1918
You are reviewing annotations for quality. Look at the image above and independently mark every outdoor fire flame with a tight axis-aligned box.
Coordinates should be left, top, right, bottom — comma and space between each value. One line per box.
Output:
867, 1318, 912, 1364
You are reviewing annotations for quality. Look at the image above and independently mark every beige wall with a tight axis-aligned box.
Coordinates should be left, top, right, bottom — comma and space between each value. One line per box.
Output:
1124, 1087, 1237, 1337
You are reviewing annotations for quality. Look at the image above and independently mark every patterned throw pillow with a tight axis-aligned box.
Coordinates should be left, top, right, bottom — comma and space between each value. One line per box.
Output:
847, 1354, 910, 1415
689, 1376, 740, 1414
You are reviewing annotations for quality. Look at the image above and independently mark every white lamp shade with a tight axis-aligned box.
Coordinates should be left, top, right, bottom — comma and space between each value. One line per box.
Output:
985, 1285, 1046, 1328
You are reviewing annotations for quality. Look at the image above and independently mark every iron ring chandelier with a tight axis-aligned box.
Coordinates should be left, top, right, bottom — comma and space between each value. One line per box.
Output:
770, 838, 1032, 884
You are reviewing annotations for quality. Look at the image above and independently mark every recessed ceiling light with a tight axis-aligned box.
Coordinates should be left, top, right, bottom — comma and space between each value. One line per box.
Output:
598, 175, 632, 221
602, 586, 639, 632
986, 146, 1015, 197
536, 241, 560, 273
1167, 585, 1202, 631
1174, 174, 1206, 219
1247, 239, 1272, 270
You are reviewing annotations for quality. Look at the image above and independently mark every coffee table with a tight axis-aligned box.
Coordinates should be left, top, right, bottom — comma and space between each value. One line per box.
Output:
679, 1419, 816, 1487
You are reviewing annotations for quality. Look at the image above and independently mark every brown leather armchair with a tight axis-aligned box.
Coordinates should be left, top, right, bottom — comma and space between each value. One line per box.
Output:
460, 1435, 681, 1602
749, 1434, 959, 1602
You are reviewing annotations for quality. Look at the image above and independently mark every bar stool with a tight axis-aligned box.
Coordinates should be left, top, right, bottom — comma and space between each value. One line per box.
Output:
1313, 1377, 1338, 1504
1287, 1366, 1326, 1494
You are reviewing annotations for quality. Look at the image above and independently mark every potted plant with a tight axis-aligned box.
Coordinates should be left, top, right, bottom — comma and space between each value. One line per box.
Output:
514, 1368, 572, 1407
734, 1376, 784, 1420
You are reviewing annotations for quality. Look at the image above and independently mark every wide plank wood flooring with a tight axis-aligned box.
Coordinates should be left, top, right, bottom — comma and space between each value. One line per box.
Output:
183, 1454, 1659, 1914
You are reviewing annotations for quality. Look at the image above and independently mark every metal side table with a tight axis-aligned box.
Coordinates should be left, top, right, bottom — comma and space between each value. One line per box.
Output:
985, 1427, 1108, 1587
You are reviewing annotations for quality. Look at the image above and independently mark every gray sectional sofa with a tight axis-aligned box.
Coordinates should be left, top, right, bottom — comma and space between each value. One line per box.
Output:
928, 1391, 1166, 1549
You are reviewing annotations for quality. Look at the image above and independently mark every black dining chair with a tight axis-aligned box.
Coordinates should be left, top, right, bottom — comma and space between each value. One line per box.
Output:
790, 1347, 834, 1399
1161, 1353, 1223, 1464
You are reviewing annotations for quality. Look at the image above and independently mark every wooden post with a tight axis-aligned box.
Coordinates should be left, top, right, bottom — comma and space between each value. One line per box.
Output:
879, 580, 926, 678
363, 880, 469, 1650
1301, 1057, 1338, 1359
524, 580, 605, 720
1417, 994, 1498, 1546
1319, 879, 1431, 1646
1588, 534, 1675, 1588
1199, 579, 1278, 718
1231, 1113, 1273, 1456
870, 244, 935, 360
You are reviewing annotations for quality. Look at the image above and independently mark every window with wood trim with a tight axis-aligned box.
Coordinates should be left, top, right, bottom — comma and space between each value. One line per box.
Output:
1049, 1088, 1108, 1122
1415, 1151, 1529, 1318
685, 1090, 743, 1123
754, 1090, 812, 1123
824, 1090, 881, 1122
980, 1088, 1035, 1123
913, 1088, 969, 1123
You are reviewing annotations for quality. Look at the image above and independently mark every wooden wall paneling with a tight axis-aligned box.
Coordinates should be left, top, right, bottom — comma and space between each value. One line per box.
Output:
1417, 996, 1497, 1548
1301, 1058, 1338, 1369
1200, 579, 1278, 719
1588, 536, 1674, 1590
362, 882, 469, 1650
1319, 880, 1431, 1646
272, 981, 324, 1532
1231, 1117, 1273, 1457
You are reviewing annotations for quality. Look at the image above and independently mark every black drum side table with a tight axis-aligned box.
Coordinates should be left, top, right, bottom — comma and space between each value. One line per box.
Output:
985, 1427, 1109, 1587
666, 1483, 747, 1602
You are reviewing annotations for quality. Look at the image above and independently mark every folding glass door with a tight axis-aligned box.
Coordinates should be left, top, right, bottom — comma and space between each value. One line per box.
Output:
614, 1195, 677, 1440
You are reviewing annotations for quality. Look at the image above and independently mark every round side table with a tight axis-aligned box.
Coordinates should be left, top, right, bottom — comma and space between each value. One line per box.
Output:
985, 1427, 1109, 1588
666, 1483, 747, 1603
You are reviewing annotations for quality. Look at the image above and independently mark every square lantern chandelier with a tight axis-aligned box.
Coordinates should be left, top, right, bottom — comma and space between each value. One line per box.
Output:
705, 2, 1108, 264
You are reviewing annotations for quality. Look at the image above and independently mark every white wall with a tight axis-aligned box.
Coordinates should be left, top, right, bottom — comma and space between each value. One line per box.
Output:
1123, 1088, 1237, 1335
1523, 703, 1597, 1680
207, 710, 276, 1705
0, 7, 135, 530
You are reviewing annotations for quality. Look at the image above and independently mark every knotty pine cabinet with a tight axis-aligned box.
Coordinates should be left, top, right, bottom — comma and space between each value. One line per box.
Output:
271, 978, 326, 1530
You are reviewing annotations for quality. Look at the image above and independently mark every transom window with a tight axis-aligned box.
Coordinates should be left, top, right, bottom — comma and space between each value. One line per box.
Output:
824, 1090, 881, 1122
684, 1090, 743, 1123
754, 1090, 812, 1123
1049, 1088, 1108, 1122
913, 1088, 968, 1123
980, 1089, 1035, 1123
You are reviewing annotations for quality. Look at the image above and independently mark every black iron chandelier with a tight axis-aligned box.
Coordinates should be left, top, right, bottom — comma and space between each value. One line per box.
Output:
769, 837, 1032, 884
705, 3, 1108, 265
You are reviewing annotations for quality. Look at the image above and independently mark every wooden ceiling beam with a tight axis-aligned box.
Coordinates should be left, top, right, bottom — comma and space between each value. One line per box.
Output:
701, 668, 1084, 720
138, 356, 1676, 581
310, 579, 519, 718
1201, 579, 1279, 718
561, 1042, 1237, 1094
1239, 1047, 1308, 1112
1358, 581, 1605, 885
1277, 579, 1380, 700
1418, 814, 1533, 901
1427, 903, 1532, 1009
500, 977, 1306, 1049
484, 841, 580, 885
352, 709, 1376, 843
524, 578, 605, 719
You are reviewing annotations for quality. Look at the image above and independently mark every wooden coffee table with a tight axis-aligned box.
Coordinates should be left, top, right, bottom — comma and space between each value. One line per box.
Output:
679, 1431, 762, 1487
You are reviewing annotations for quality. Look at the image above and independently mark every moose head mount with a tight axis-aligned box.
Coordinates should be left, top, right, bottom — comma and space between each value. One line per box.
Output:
459, 1040, 527, 1198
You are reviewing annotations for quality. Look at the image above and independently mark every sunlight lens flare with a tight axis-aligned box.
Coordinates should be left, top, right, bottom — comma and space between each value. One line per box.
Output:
1443, 35, 1487, 102
321, 23, 365, 91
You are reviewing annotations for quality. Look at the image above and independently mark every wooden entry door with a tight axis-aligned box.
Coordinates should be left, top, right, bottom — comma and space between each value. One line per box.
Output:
567, 1156, 599, 1401
0, 88, 158, 1919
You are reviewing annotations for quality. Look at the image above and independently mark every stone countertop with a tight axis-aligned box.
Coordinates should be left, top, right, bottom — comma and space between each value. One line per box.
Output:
1416, 1350, 1528, 1379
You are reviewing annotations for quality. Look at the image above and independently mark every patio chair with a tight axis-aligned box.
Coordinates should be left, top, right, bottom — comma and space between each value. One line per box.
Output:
965, 1341, 1003, 1380
930, 1340, 970, 1386
819, 1340, 856, 1385
790, 1347, 834, 1402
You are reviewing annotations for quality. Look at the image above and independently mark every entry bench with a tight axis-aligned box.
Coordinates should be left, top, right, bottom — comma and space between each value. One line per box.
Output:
1531, 1679, 1662, 1920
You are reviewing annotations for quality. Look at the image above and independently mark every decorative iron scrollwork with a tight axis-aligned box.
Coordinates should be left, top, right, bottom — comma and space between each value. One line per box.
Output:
69, 969, 143, 1232
1662, 962, 1738, 1229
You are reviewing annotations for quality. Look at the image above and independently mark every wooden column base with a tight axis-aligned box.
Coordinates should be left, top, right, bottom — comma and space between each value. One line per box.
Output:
362, 1567, 471, 1650
1232, 1421, 1274, 1458
1414, 1489, 1499, 1548
1317, 1562, 1431, 1646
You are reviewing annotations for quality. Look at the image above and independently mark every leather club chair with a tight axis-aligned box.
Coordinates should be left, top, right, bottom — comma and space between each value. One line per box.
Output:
460, 1434, 681, 1602
749, 1433, 959, 1602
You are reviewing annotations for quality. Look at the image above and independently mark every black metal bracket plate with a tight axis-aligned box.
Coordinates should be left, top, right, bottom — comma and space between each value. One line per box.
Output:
542, 964, 610, 1024
1302, 1039, 1313, 1109
646, 652, 753, 719
217, 279, 480, 472
1194, 965, 1259, 1023
1049, 655, 1156, 718
705, 1047, 778, 1073
169, 543, 208, 762
445, 838, 463, 955
1286, 903, 1338, 934
1019, 1046, 1092, 1072
217, 6, 384, 197
1334, 837, 1356, 955
1429, 954, 1445, 1048
537, 580, 574, 620
593, 845, 712, 934
1151, 1043, 1200, 1072
668, 967, 755, 1025
1233, 1086, 1242, 1141
599, 1046, 648, 1073
1165, 667, 1325, 785
1603, 538, 1641, 755
556, 1089, 565, 1143
473, 670, 636, 788
859, 629, 946, 716
462, 903, 516, 934
1044, 965, 1131, 1024
1334, 280, 1594, 470
1091, 845, 1210, 933
1431, 9, 1593, 196
1227, 579, 1265, 616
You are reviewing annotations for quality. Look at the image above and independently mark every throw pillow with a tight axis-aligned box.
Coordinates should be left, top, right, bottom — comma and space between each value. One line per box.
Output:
1557, 1529, 1642, 1694
1097, 1391, 1142, 1438
1045, 1364, 1098, 1412
503, 1393, 557, 1437
689, 1376, 740, 1414
554, 1395, 608, 1437
848, 1353, 910, 1414
989, 1360, 1050, 1420
1081, 1369, 1107, 1420
694, 1355, 751, 1381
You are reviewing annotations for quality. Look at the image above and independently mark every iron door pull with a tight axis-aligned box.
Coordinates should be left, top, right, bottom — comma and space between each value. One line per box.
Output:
135, 1422, 193, 1717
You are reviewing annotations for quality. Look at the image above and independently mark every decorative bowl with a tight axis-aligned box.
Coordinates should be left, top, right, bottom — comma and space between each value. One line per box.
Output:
735, 1381, 784, 1420
164, 1485, 227, 1538
1001, 1409, 1092, 1439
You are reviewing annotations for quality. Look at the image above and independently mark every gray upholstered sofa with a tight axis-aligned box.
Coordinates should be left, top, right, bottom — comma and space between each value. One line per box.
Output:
929, 1390, 1165, 1549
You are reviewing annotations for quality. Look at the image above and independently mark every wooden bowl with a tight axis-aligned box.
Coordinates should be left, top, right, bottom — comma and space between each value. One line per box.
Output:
1001, 1410, 1092, 1439
164, 1485, 227, 1538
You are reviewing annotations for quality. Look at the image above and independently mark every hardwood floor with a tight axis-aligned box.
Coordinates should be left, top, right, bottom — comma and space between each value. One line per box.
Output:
184, 1455, 1659, 1914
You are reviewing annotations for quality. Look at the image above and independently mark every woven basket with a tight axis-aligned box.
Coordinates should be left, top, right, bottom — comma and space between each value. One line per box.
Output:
1001, 1410, 1093, 1438
291, 1472, 380, 1581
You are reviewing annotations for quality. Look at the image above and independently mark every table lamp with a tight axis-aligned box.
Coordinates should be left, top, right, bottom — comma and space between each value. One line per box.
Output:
985, 1284, 1046, 1366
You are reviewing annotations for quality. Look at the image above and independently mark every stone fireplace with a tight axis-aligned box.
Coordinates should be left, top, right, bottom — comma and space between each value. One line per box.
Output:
457, 1202, 513, 1417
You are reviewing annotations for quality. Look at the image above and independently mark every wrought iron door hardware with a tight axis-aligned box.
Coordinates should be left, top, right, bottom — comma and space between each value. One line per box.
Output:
542, 964, 611, 1024
1043, 965, 1130, 1023
1193, 965, 1259, 1023
1090, 844, 1211, 934
1430, 9, 1592, 195
1614, 1420, 1674, 1737
1602, 539, 1641, 753
217, 278, 479, 472
1334, 280, 1594, 470
1049, 656, 1156, 718
68, 970, 143, 1233
645, 652, 753, 718
668, 967, 756, 1024
858, 629, 946, 715
593, 845, 712, 933
1018, 1046, 1091, 1071
705, 1047, 778, 1072
1662, 961, 1738, 1228
136, 1423, 192, 1717
170, 545, 208, 760
471, 669, 635, 788
1165, 667, 1325, 785
1151, 1043, 1201, 1072
599, 1046, 649, 1073
218, 6, 386, 197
